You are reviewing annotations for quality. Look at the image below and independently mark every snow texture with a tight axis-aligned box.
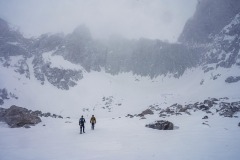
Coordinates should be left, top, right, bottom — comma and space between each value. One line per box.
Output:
0, 63, 240, 160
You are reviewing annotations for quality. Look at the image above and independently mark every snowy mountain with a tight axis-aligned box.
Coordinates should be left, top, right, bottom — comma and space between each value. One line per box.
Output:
0, 0, 239, 113
204, 12, 240, 68
0, 1, 240, 159
179, 0, 240, 44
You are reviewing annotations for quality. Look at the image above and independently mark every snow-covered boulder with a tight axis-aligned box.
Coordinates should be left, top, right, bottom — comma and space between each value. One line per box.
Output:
139, 109, 154, 116
146, 120, 174, 130
0, 105, 41, 128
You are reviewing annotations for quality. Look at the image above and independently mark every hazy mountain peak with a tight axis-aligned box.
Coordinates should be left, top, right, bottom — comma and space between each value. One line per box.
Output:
179, 0, 240, 44
71, 25, 92, 41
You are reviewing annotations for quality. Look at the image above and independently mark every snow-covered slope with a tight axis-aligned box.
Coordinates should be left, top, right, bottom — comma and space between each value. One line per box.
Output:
1, 112, 240, 160
1, 54, 240, 118
1, 2, 240, 159
1, 59, 240, 160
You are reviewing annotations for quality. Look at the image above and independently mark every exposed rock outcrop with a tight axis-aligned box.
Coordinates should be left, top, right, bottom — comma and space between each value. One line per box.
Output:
139, 109, 154, 117
157, 98, 240, 118
0, 88, 18, 105
0, 105, 41, 128
146, 120, 174, 130
203, 12, 240, 69
0, 105, 66, 128
179, 0, 240, 44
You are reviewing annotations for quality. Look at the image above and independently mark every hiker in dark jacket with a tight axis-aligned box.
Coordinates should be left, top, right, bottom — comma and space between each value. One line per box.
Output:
90, 115, 96, 130
79, 115, 86, 134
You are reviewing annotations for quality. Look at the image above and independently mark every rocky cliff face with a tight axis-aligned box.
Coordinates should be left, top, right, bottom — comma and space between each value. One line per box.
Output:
104, 38, 201, 78
0, 18, 83, 90
179, 0, 240, 44
0, 18, 201, 83
178, 0, 240, 74
1, 0, 240, 91
0, 18, 32, 58
54, 25, 106, 72
32, 54, 83, 90
203, 13, 240, 69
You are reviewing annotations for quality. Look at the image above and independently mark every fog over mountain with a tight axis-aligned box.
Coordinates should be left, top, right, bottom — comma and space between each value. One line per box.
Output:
0, 0, 240, 84
0, 0, 197, 42
179, 0, 240, 44
1, 1, 240, 160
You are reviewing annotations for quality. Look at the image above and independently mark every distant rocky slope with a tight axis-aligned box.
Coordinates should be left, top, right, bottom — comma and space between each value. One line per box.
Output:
0, 19, 83, 90
203, 13, 240, 69
178, 0, 240, 83
0, 0, 240, 91
179, 0, 240, 44
127, 97, 240, 121
0, 18, 201, 85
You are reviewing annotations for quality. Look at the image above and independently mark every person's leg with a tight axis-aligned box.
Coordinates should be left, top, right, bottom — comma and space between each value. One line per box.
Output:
83, 125, 85, 133
80, 125, 84, 134
80, 126, 82, 134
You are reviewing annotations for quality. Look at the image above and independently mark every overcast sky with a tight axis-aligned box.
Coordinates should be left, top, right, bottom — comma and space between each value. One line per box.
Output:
0, 0, 197, 42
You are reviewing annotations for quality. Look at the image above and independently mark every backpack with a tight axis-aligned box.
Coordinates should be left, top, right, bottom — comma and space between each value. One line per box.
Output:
79, 117, 85, 125
90, 117, 96, 123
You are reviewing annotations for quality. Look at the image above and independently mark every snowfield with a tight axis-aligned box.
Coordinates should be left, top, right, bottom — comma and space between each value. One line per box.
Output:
1, 60, 240, 117
0, 56, 240, 160
0, 112, 240, 160
1, 1, 240, 159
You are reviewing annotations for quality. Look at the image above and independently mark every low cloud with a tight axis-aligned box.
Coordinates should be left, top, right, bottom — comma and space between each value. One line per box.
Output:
0, 0, 197, 42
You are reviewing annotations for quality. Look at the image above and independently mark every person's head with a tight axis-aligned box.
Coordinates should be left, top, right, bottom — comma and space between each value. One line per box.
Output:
81, 115, 83, 118
92, 115, 94, 117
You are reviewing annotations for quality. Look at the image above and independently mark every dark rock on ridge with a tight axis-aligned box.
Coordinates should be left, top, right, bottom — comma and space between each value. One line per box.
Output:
140, 109, 154, 116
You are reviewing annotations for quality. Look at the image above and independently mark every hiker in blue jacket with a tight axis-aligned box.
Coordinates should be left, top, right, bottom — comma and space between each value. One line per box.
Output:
79, 115, 86, 134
